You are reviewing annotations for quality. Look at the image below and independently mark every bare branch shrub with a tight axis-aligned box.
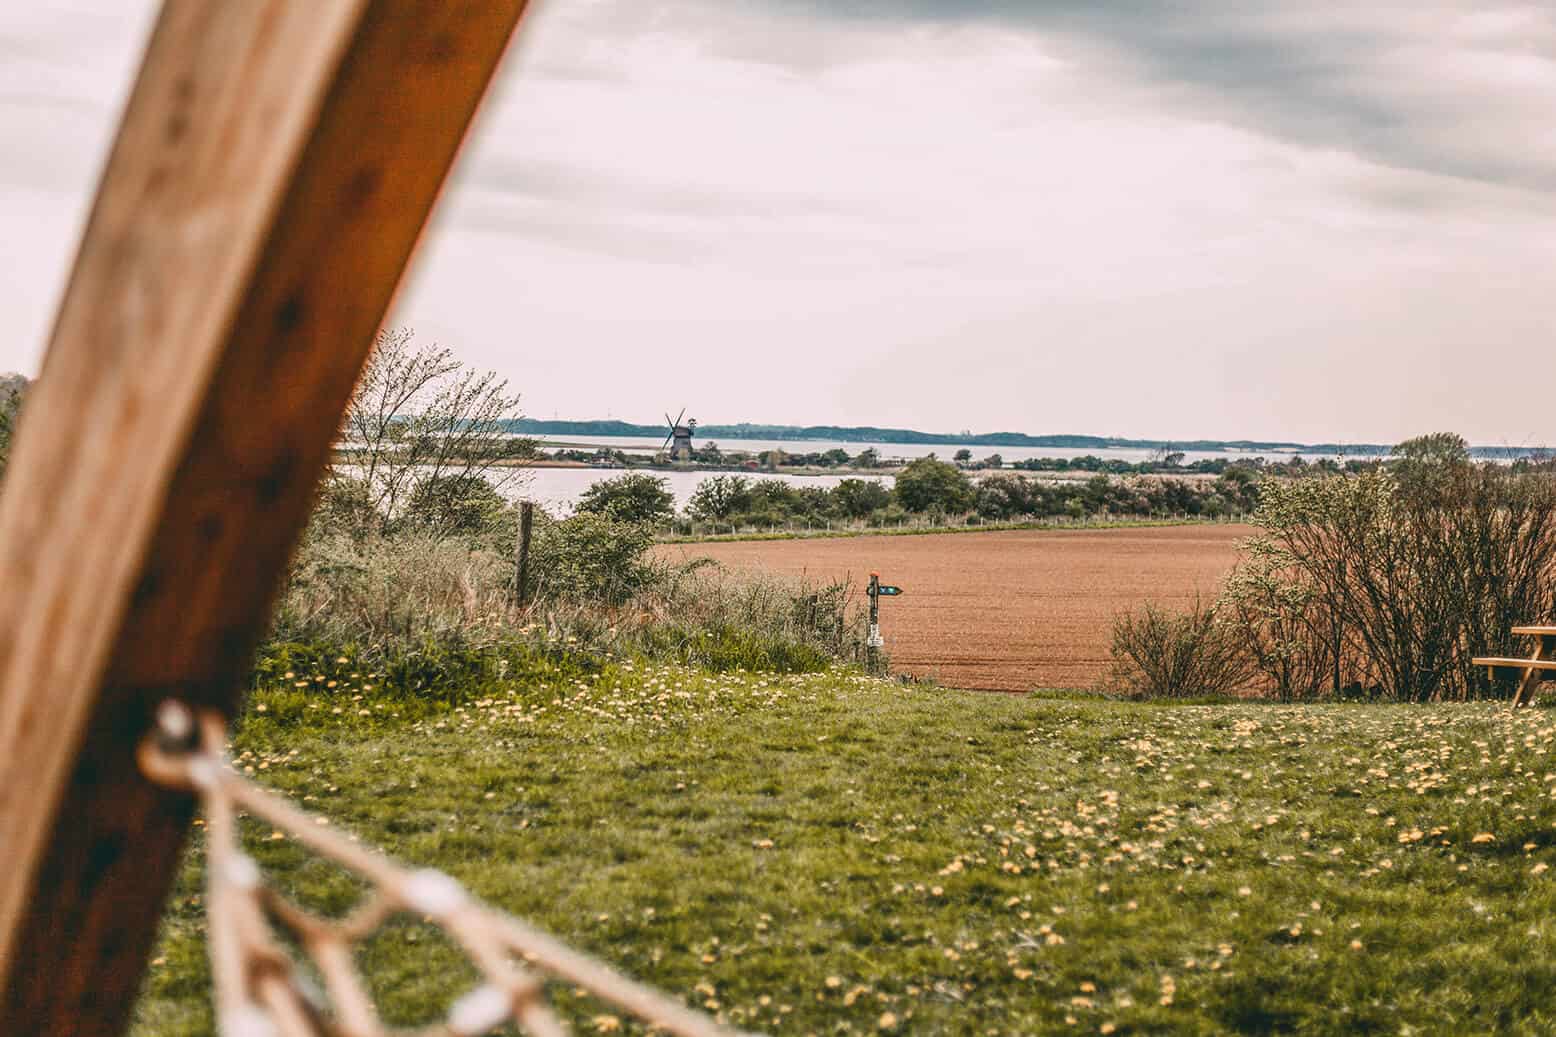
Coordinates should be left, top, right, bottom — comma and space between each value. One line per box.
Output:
1249, 460, 1556, 702
335, 328, 529, 536
1105, 596, 1252, 699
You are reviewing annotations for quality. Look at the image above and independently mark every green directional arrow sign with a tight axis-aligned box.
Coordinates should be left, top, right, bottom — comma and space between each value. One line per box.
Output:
877, 585, 903, 596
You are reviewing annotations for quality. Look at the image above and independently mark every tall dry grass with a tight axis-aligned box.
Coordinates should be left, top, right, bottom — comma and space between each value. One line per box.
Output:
272, 527, 869, 674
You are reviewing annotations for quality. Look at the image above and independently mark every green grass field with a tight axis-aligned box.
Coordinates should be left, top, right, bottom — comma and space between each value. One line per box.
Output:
132, 656, 1556, 1036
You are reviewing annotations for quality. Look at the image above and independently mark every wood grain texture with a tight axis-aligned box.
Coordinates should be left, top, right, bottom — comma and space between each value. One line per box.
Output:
0, 3, 528, 1034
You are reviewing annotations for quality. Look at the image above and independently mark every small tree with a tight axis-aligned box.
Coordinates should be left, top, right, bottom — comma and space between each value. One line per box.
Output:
953, 448, 973, 463
1391, 431, 1470, 503
1393, 432, 1470, 467
894, 456, 974, 513
688, 475, 754, 521
832, 478, 891, 519
337, 328, 528, 534
577, 472, 675, 525
820, 448, 851, 468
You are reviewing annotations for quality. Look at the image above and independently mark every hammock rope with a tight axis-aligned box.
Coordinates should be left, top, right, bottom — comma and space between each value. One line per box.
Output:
139, 701, 745, 1037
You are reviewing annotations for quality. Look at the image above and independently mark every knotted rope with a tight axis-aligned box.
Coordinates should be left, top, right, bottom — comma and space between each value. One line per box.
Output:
139, 701, 747, 1037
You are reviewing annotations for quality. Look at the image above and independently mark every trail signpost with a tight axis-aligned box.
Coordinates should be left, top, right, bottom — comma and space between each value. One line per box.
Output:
866, 572, 903, 672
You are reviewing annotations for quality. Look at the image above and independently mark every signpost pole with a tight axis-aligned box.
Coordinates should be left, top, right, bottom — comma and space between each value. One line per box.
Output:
867, 572, 881, 673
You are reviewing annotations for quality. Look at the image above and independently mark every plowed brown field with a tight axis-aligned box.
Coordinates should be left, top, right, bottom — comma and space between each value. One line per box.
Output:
661, 524, 1252, 692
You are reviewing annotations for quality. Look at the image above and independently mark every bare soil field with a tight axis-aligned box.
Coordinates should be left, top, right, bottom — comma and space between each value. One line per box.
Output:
661, 524, 1252, 691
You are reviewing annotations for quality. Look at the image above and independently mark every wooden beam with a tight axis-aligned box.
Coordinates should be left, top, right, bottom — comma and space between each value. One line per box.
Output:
0, 3, 528, 1034
1473, 657, 1556, 673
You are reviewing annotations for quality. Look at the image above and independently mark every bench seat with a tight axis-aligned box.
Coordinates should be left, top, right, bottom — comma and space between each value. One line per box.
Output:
1472, 656, 1556, 673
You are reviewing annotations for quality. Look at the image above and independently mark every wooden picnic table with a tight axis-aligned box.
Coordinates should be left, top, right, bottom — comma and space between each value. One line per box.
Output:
1473, 626, 1556, 707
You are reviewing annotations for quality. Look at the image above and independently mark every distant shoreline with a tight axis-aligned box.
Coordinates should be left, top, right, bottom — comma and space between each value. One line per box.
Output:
511, 420, 1545, 460
511, 418, 1368, 453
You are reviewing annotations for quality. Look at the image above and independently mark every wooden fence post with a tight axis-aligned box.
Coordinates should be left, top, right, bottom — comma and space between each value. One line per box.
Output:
0, 4, 528, 1035
516, 500, 535, 603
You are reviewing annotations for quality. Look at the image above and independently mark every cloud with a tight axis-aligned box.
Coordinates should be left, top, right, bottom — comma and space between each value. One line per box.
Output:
394, 0, 1556, 444
733, 1, 1556, 201
1, 1, 1552, 444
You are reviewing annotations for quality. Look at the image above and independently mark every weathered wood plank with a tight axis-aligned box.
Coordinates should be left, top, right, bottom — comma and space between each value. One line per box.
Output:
1473, 657, 1556, 672
0, 3, 528, 1034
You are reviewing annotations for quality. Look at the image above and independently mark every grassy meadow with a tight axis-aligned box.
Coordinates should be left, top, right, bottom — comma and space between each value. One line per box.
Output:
133, 651, 1556, 1036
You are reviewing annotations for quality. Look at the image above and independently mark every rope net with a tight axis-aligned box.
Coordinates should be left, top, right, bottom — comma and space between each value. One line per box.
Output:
139, 701, 745, 1037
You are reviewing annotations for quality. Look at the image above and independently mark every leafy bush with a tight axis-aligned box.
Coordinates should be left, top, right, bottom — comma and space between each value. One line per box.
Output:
401, 473, 511, 536
832, 478, 892, 518
576, 472, 675, 524
311, 476, 377, 539
687, 475, 755, 521
1105, 597, 1252, 699
528, 512, 658, 604
893, 456, 974, 513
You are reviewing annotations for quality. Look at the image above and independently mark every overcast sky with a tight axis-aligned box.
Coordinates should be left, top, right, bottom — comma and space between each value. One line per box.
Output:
3, 2, 1554, 444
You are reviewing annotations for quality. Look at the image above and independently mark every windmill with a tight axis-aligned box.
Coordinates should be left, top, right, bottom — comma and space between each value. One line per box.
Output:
660, 409, 697, 463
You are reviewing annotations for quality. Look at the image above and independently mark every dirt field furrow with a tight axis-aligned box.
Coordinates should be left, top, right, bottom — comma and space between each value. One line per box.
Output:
661, 524, 1251, 692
